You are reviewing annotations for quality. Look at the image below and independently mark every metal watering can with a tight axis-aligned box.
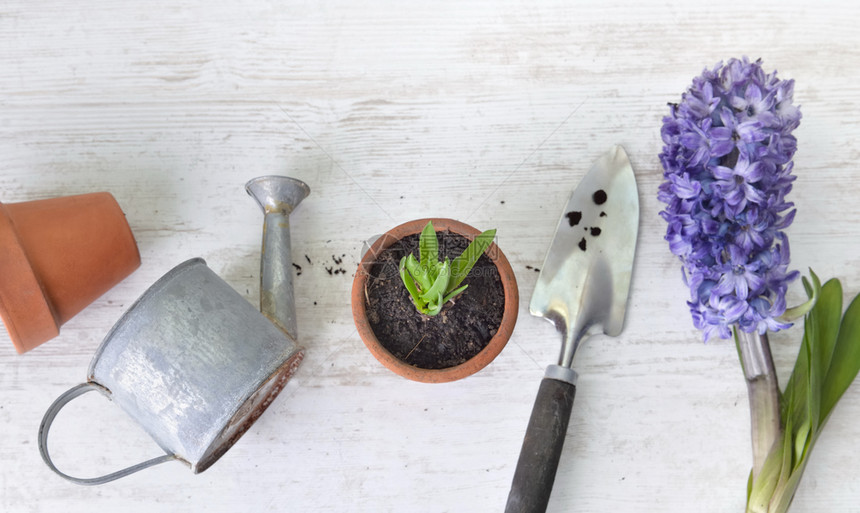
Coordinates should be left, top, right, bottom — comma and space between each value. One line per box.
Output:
38, 176, 309, 485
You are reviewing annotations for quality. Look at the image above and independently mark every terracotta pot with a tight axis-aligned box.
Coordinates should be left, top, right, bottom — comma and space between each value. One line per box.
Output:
0, 192, 141, 354
352, 218, 518, 383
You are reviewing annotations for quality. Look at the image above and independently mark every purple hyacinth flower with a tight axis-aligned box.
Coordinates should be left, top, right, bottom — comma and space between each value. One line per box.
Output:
718, 107, 766, 146
713, 157, 766, 214
680, 118, 735, 167
730, 83, 776, 122
658, 57, 801, 341
711, 244, 765, 300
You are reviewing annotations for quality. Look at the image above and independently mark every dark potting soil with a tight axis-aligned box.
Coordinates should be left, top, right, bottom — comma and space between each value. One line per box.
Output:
364, 232, 505, 370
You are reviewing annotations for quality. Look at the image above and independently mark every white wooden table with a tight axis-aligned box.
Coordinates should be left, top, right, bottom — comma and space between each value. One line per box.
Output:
3, 1, 860, 511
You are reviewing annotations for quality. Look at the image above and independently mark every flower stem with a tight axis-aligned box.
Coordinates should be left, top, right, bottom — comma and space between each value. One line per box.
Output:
735, 328, 783, 478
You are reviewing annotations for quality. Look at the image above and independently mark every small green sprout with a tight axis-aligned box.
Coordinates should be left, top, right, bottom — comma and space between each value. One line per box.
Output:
399, 221, 497, 316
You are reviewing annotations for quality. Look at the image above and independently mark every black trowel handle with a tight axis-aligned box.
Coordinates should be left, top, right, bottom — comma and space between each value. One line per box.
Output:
505, 366, 577, 513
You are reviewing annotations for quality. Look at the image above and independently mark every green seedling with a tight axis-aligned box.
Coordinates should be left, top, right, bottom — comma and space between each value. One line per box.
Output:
399, 221, 496, 316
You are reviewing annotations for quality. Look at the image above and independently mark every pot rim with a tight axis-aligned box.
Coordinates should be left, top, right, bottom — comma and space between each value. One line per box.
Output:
351, 218, 519, 383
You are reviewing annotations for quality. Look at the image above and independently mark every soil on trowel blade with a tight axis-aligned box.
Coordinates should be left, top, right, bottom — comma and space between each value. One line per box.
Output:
364, 232, 505, 370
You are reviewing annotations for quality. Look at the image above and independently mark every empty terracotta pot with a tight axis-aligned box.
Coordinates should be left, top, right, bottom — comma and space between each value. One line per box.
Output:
0, 192, 141, 353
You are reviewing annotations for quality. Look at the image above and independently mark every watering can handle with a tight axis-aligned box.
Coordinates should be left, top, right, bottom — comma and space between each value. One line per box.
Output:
38, 382, 178, 486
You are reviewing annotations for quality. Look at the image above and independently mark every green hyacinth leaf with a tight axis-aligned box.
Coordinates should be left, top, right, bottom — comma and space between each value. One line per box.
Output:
781, 337, 811, 472
405, 252, 433, 292
425, 291, 444, 316
820, 286, 860, 422
802, 275, 813, 298
780, 272, 822, 423
434, 258, 448, 278
400, 255, 426, 311
804, 307, 822, 438
746, 468, 754, 504
748, 440, 785, 513
782, 333, 809, 436
779, 269, 820, 322
420, 260, 450, 304
776, 404, 794, 495
768, 456, 810, 513
448, 229, 496, 293
442, 284, 468, 304
793, 417, 811, 470
807, 278, 843, 432
418, 221, 438, 270
815, 278, 843, 378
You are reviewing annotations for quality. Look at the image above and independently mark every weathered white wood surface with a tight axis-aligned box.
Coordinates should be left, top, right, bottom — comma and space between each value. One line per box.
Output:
2, 1, 860, 511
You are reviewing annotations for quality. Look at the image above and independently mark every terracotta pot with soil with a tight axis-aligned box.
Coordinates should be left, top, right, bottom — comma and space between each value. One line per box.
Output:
0, 192, 141, 354
352, 218, 518, 383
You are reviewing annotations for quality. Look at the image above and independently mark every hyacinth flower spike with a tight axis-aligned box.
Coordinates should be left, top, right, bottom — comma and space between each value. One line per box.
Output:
659, 57, 860, 513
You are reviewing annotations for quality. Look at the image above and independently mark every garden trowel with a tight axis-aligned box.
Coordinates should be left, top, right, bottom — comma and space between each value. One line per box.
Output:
505, 145, 639, 513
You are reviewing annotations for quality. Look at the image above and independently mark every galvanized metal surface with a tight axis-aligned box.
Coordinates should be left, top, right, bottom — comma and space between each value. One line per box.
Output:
246, 176, 311, 342
38, 177, 310, 485
529, 145, 640, 369
87, 258, 302, 470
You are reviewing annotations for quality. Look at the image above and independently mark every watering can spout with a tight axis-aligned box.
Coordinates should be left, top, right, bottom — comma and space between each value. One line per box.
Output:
245, 176, 310, 342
